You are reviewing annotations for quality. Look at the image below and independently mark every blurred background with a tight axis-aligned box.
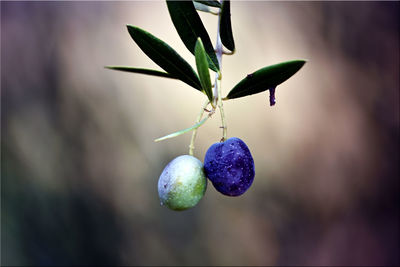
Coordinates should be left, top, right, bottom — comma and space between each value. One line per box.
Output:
2, 1, 399, 266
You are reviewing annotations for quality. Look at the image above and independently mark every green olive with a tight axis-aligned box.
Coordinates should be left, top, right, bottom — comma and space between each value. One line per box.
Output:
158, 155, 207, 211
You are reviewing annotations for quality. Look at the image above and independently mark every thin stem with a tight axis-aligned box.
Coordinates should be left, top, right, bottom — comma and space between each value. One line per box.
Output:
213, 13, 222, 106
216, 78, 227, 141
214, 11, 227, 141
189, 100, 210, 156
184, 7, 227, 155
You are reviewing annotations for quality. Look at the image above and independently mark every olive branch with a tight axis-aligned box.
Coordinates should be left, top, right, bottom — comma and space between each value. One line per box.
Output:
106, 0, 306, 156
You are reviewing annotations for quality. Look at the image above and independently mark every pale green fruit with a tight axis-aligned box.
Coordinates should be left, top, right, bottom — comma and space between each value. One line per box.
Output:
158, 155, 207, 211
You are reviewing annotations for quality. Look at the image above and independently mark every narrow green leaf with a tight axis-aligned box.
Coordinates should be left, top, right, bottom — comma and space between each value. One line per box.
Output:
195, 38, 213, 103
226, 60, 306, 99
193, 1, 219, 15
220, 0, 235, 51
126, 25, 202, 91
105, 66, 178, 79
155, 116, 209, 142
166, 1, 220, 72
193, 0, 221, 8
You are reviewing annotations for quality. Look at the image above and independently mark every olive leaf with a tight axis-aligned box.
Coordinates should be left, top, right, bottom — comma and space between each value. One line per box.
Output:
193, 0, 221, 8
126, 25, 202, 91
195, 38, 213, 103
155, 115, 209, 142
219, 0, 235, 51
225, 60, 306, 99
105, 66, 178, 79
166, 1, 220, 72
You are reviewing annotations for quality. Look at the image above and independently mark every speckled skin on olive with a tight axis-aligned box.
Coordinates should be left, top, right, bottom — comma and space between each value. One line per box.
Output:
204, 137, 255, 196
158, 155, 207, 210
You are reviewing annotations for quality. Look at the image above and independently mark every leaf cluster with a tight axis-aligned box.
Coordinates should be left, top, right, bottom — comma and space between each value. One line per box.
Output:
106, 1, 306, 102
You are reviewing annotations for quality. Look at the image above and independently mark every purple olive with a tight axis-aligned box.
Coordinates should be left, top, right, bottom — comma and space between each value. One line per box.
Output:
204, 137, 255, 196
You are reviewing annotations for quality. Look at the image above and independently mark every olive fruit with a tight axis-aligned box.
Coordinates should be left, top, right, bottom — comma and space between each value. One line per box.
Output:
204, 137, 255, 196
158, 155, 207, 210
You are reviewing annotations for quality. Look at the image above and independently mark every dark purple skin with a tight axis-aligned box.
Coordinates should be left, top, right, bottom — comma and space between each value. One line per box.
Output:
204, 137, 255, 196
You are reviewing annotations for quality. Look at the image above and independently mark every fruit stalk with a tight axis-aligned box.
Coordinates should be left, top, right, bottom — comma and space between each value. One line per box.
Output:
189, 100, 210, 156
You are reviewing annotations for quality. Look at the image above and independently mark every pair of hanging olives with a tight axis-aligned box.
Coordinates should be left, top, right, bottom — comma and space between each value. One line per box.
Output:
158, 137, 255, 210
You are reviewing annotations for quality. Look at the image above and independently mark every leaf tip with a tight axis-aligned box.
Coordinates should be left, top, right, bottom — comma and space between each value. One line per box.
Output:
195, 37, 203, 49
154, 135, 167, 142
298, 59, 308, 65
126, 24, 138, 34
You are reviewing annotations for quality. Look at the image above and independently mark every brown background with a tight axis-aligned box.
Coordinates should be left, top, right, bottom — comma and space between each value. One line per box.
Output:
2, 1, 399, 266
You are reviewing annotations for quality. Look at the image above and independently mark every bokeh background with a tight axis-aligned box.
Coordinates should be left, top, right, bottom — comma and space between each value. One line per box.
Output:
2, 1, 399, 266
